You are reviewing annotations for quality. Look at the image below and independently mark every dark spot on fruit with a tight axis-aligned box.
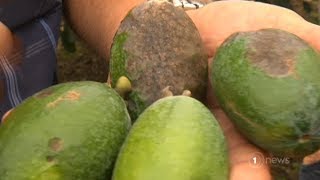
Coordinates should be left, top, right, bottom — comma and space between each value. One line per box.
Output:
245, 29, 308, 77
64, 90, 80, 100
48, 137, 63, 152
35, 88, 54, 98
46, 155, 56, 163
47, 91, 80, 108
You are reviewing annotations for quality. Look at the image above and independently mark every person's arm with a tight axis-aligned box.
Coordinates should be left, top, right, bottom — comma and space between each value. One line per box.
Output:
63, 0, 146, 60
0, 23, 18, 123
0, 22, 15, 57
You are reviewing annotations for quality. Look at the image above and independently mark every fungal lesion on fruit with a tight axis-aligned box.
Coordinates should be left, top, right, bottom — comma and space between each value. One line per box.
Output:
35, 88, 54, 98
64, 91, 80, 100
46, 155, 57, 163
46, 91, 80, 108
284, 58, 299, 79
48, 137, 64, 152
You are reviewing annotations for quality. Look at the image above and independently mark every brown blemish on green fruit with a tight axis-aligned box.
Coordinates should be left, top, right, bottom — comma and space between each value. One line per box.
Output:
35, 88, 54, 98
284, 59, 299, 79
46, 155, 57, 163
47, 91, 80, 107
64, 91, 81, 100
212, 29, 320, 158
110, 0, 208, 119
245, 29, 308, 77
48, 137, 63, 152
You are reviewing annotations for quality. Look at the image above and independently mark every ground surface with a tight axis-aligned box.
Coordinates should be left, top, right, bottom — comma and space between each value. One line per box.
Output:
57, 39, 109, 83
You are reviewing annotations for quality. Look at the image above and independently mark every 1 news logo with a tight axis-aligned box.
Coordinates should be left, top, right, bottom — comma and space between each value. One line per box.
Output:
249, 152, 291, 168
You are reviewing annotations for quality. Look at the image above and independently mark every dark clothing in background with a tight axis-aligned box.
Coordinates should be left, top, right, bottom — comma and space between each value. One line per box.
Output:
0, 0, 62, 117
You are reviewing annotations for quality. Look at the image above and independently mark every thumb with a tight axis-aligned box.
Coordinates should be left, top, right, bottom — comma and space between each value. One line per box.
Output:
301, 22, 320, 51
1, 109, 13, 123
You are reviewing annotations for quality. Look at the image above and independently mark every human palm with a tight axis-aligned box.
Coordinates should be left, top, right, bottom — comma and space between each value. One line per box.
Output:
187, 1, 320, 179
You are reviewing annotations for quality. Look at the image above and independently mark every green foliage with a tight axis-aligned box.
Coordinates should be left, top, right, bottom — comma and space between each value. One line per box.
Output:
60, 23, 76, 53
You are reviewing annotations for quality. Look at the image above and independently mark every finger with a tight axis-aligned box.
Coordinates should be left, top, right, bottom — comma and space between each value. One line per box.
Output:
270, 15, 320, 52
230, 161, 272, 180
211, 108, 247, 149
303, 149, 320, 165
1, 109, 13, 123
211, 108, 271, 179
187, 1, 319, 58
301, 22, 320, 51
206, 70, 219, 108
188, 1, 301, 57
0, 22, 15, 56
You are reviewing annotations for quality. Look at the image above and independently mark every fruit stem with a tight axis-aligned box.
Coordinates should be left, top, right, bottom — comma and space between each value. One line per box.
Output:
182, 90, 192, 97
106, 73, 112, 86
162, 86, 173, 97
115, 76, 132, 97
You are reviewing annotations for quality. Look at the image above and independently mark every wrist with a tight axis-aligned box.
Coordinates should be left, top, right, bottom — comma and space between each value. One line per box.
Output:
64, 0, 146, 60
105, 0, 147, 55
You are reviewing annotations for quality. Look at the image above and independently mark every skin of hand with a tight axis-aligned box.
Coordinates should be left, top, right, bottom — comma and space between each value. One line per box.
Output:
0, 22, 15, 59
186, 1, 320, 179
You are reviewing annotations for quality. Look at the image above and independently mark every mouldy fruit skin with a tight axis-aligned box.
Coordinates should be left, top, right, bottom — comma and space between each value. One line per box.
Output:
0, 81, 131, 180
112, 96, 229, 180
110, 0, 208, 120
211, 28, 320, 158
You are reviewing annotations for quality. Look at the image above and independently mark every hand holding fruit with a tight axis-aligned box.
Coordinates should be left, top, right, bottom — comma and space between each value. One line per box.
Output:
187, 1, 320, 179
